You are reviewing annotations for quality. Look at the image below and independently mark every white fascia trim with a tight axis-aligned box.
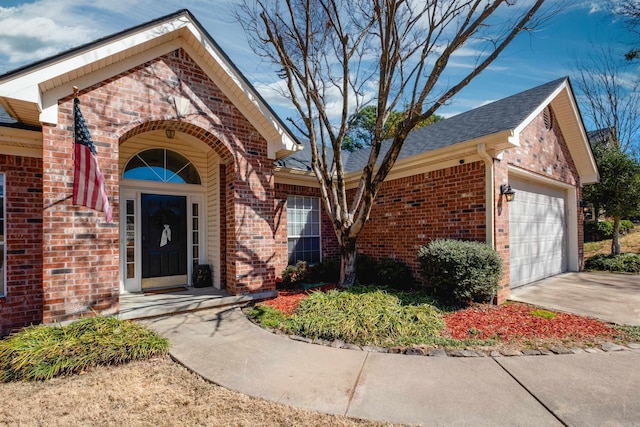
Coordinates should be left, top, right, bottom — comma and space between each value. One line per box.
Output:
181, 22, 299, 159
558, 83, 600, 184
39, 40, 183, 125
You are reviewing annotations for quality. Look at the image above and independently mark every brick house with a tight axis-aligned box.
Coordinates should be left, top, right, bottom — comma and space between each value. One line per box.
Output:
0, 10, 598, 334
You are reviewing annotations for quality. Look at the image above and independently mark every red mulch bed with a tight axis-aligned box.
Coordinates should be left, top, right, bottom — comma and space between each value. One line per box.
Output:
261, 285, 336, 315
260, 289, 620, 342
443, 302, 619, 341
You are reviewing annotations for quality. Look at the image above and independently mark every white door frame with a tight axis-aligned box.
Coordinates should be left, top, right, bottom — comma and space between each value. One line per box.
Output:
119, 179, 207, 293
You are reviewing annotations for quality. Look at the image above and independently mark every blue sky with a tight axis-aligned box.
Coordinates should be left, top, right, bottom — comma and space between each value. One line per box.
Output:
0, 0, 636, 130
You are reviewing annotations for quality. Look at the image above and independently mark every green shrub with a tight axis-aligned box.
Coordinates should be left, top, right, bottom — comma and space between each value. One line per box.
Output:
417, 239, 503, 306
288, 287, 445, 346
0, 316, 169, 382
375, 257, 414, 290
584, 221, 613, 241
584, 220, 635, 242
280, 260, 309, 289
585, 253, 640, 273
356, 253, 379, 285
308, 258, 340, 283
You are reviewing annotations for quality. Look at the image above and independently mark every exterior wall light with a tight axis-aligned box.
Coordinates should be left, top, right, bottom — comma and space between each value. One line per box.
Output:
580, 200, 591, 218
165, 129, 176, 139
500, 184, 516, 202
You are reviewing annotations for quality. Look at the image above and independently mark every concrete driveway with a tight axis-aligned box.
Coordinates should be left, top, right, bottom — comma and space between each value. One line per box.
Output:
510, 272, 640, 326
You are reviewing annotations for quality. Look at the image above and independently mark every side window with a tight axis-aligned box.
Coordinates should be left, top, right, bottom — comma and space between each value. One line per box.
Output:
287, 196, 321, 265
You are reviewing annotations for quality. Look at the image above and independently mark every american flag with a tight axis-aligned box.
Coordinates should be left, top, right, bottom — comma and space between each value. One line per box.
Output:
72, 96, 112, 222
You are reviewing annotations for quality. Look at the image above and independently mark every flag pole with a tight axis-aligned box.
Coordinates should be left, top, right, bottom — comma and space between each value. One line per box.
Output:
73, 86, 79, 98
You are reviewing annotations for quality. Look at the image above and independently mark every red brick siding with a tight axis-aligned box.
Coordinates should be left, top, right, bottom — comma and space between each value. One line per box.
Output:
358, 161, 487, 282
493, 162, 511, 302
0, 155, 43, 336
39, 48, 276, 323
42, 117, 119, 324
274, 183, 339, 277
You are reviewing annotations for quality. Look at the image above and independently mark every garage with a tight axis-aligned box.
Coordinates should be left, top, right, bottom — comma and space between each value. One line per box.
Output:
509, 178, 568, 288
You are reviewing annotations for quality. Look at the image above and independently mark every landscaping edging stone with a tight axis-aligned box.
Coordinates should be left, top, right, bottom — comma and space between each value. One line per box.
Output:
244, 307, 640, 358
285, 333, 640, 357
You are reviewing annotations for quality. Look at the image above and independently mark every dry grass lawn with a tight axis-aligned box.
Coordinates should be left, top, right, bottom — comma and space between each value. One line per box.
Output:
584, 226, 640, 258
0, 357, 398, 427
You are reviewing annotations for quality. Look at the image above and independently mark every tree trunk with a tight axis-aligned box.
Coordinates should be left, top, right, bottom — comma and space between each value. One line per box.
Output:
339, 236, 357, 288
611, 216, 622, 255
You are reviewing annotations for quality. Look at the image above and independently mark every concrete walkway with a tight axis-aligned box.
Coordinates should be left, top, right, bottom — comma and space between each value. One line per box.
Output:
145, 306, 640, 426
511, 272, 640, 326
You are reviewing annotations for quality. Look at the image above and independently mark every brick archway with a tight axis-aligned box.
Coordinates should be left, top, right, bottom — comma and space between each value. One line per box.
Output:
118, 120, 233, 164
118, 119, 232, 293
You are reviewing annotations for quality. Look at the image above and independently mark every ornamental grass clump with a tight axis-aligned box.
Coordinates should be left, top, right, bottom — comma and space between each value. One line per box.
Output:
287, 287, 445, 346
418, 239, 503, 306
0, 316, 169, 382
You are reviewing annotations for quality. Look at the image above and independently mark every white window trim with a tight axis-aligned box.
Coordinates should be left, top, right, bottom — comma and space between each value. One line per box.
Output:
287, 195, 322, 265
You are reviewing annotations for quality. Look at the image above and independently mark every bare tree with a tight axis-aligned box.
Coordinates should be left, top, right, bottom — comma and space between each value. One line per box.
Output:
572, 46, 640, 155
573, 45, 640, 254
236, 0, 551, 287
615, 0, 640, 60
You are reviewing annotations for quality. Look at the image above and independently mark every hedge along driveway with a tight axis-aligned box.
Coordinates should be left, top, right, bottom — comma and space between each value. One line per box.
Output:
509, 272, 640, 326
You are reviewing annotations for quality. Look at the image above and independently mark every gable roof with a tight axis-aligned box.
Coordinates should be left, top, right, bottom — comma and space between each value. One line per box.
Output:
0, 9, 300, 159
277, 77, 599, 184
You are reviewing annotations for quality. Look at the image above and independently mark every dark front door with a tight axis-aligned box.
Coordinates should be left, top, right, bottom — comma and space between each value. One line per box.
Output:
141, 194, 187, 289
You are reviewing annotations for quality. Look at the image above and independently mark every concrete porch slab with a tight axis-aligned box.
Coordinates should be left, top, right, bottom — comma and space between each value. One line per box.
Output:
118, 287, 276, 320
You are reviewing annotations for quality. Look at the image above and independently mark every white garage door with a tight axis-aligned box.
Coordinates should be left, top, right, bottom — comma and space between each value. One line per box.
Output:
509, 178, 567, 288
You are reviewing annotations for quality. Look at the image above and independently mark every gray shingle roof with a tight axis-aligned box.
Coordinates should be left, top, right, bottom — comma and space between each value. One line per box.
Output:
586, 127, 614, 145
277, 77, 568, 172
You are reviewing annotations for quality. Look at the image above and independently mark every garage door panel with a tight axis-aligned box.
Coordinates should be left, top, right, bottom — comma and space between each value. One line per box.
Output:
509, 179, 567, 288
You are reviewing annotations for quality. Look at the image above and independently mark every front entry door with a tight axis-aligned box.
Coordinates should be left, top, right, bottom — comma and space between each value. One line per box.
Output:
141, 194, 188, 289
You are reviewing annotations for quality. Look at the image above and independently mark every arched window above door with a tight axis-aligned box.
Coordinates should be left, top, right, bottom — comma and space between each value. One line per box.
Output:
124, 148, 201, 185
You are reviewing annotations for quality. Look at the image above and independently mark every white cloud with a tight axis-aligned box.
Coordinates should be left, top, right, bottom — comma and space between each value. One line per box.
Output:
0, 3, 98, 63
588, 2, 603, 14
0, 0, 177, 65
